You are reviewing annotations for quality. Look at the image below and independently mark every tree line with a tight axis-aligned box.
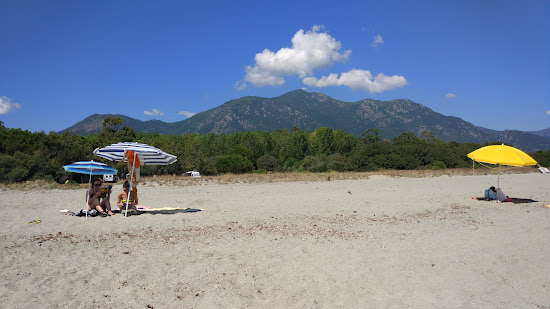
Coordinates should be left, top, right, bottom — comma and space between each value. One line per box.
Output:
1, 118, 549, 183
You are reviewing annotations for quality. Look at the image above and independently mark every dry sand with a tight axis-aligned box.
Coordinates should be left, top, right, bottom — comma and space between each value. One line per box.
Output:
1, 172, 549, 308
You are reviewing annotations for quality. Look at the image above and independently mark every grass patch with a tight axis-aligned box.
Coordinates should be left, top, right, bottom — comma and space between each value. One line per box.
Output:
0, 167, 537, 191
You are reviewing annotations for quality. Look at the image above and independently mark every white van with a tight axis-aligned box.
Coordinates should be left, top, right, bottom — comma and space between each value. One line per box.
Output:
184, 171, 201, 177
103, 174, 114, 182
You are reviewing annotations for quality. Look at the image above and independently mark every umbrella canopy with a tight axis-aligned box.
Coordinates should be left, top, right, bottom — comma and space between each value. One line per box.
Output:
467, 144, 537, 167
63, 160, 118, 175
93, 142, 177, 165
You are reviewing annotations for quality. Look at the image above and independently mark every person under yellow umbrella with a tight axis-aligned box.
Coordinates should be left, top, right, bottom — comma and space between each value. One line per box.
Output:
467, 144, 537, 197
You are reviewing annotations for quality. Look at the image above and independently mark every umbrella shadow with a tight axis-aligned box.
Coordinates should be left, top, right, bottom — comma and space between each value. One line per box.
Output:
509, 198, 538, 204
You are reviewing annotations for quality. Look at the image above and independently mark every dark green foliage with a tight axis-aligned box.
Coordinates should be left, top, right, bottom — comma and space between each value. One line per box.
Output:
1, 122, 543, 183
7, 166, 30, 182
431, 161, 447, 170
361, 129, 383, 144
257, 154, 278, 171
531, 150, 550, 167
229, 146, 253, 161
214, 154, 254, 174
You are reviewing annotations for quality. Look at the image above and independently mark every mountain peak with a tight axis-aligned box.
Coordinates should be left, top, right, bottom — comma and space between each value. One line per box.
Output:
277, 89, 309, 98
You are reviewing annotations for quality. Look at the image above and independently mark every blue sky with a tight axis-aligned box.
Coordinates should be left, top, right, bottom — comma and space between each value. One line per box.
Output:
1, 0, 549, 133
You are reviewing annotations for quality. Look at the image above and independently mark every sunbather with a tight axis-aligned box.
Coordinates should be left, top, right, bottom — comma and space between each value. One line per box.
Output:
87, 178, 114, 216
117, 181, 139, 211
489, 186, 512, 202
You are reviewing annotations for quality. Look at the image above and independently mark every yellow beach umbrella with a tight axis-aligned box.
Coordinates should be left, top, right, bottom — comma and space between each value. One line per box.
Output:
467, 144, 537, 191
467, 144, 537, 167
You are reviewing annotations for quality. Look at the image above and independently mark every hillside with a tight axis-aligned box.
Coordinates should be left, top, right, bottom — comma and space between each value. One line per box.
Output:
59, 90, 550, 151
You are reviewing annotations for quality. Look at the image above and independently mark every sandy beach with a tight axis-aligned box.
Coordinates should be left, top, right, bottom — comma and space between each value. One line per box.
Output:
1, 172, 549, 308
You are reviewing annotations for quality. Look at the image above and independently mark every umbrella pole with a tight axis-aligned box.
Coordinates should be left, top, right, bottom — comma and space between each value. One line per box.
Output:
497, 164, 501, 193
125, 152, 137, 218
86, 170, 92, 217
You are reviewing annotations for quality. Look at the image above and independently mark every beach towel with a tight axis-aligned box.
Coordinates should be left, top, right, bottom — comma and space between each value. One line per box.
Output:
123, 151, 140, 195
138, 207, 203, 214
476, 197, 538, 204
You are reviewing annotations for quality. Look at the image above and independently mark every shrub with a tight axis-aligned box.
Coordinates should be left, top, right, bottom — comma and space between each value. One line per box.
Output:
300, 155, 328, 173
7, 166, 30, 182
257, 154, 278, 171
214, 154, 254, 174
431, 161, 447, 170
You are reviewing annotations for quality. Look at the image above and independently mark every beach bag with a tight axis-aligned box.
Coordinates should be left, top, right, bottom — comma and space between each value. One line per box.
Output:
484, 189, 497, 200
71, 209, 97, 217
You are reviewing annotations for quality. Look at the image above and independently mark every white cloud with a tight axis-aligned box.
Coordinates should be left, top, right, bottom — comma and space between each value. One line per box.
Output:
302, 69, 407, 93
546, 110, 550, 116
144, 109, 163, 116
445, 93, 457, 99
178, 110, 196, 118
235, 80, 247, 90
0, 96, 22, 115
239, 25, 351, 88
371, 34, 384, 48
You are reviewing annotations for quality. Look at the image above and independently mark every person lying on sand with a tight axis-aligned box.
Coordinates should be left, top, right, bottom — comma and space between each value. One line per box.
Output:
117, 181, 139, 212
87, 178, 114, 216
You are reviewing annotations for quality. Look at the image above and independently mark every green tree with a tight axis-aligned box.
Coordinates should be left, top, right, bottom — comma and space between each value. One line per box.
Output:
229, 145, 253, 161
531, 150, 550, 167
257, 154, 278, 171
309, 127, 334, 155
391, 132, 419, 144
102, 116, 123, 131
98, 116, 124, 144
214, 154, 254, 174
361, 129, 383, 144
115, 126, 137, 142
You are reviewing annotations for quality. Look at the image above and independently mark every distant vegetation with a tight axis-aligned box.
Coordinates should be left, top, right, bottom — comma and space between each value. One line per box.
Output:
1, 118, 548, 183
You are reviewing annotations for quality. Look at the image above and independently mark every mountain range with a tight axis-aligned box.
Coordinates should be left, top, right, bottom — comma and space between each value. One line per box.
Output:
60, 89, 550, 152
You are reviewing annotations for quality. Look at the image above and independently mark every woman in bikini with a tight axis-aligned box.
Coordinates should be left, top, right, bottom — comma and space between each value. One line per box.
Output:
87, 178, 115, 216
117, 181, 139, 212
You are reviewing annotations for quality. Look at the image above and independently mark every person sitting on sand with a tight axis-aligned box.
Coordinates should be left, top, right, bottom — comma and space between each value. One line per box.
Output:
117, 180, 139, 212
87, 178, 114, 216
490, 186, 512, 202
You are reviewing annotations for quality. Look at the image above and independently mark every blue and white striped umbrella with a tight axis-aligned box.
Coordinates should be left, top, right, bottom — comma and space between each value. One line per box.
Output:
93, 142, 177, 165
63, 160, 118, 175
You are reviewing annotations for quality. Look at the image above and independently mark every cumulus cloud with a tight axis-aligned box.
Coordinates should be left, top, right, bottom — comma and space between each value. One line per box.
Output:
0, 96, 22, 115
371, 34, 384, 48
302, 69, 407, 93
179, 110, 196, 118
445, 93, 457, 99
144, 109, 163, 116
546, 110, 550, 116
238, 25, 351, 88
